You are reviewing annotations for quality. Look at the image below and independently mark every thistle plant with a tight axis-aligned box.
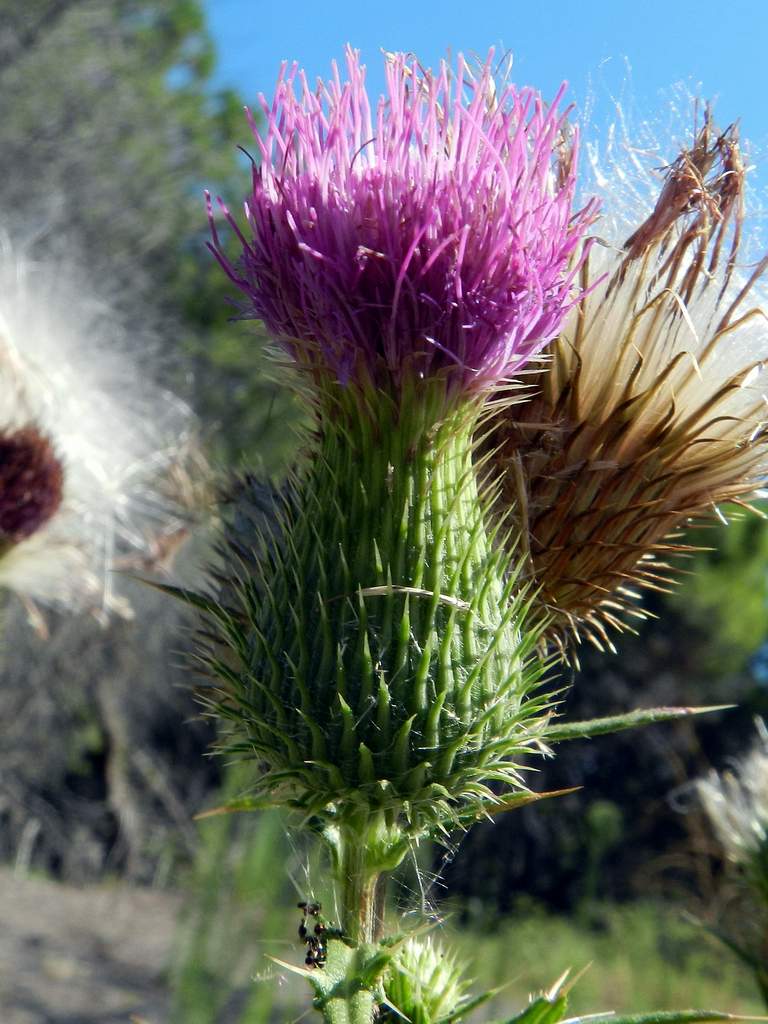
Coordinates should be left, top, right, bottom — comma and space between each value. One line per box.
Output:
0, 237, 201, 617
187, 51, 763, 1024
203, 47, 597, 942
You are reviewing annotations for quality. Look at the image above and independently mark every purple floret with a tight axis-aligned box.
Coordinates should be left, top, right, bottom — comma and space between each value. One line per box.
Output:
209, 48, 598, 394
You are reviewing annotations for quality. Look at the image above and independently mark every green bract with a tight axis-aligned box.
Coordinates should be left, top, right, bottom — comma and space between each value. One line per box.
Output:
199, 378, 549, 843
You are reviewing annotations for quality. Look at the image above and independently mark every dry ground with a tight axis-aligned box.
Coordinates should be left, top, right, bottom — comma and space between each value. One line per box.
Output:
0, 867, 180, 1024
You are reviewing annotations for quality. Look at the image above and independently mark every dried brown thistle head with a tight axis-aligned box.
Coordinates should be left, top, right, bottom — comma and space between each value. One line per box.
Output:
485, 112, 768, 656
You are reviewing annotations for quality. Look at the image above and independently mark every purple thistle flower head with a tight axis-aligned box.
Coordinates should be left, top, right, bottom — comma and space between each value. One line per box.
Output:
209, 48, 598, 398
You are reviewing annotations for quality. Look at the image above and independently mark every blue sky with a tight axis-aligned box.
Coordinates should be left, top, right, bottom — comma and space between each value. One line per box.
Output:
204, 0, 768, 190
205, 1, 765, 127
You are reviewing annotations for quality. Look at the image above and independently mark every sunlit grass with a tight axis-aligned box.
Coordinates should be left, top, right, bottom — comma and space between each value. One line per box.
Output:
451, 902, 762, 1018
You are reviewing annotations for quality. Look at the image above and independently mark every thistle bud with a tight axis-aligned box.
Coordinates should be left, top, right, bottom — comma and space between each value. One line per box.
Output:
381, 936, 470, 1024
204, 386, 547, 842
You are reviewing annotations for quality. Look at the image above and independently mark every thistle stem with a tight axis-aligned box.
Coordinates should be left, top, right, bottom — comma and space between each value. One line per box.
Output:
340, 858, 381, 945
337, 826, 389, 944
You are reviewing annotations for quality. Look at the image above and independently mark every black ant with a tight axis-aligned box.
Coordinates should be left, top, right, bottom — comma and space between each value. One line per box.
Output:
296, 901, 344, 969
297, 901, 328, 969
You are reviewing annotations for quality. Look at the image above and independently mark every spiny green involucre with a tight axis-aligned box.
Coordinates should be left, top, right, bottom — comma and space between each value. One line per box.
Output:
203, 383, 549, 844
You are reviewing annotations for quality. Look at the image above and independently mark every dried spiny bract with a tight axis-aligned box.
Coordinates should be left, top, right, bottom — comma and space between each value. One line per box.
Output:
485, 114, 768, 654
0, 240, 203, 616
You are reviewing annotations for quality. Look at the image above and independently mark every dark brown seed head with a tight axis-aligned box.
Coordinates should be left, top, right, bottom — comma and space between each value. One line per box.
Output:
0, 426, 64, 542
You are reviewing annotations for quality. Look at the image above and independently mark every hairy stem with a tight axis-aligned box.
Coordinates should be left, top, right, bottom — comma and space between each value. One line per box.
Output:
339, 852, 382, 946
335, 818, 393, 944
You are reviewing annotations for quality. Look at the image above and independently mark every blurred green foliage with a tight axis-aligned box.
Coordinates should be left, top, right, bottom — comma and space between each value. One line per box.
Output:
669, 510, 768, 678
458, 901, 764, 1016
0, 7, 304, 1020
171, 798, 295, 1024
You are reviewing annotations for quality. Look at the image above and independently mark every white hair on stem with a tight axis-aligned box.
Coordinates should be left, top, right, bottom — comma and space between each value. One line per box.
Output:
0, 232, 205, 618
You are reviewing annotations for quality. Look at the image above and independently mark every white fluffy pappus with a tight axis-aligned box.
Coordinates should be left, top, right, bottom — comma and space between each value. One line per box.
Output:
0, 236, 204, 617
578, 88, 768, 438
697, 719, 768, 869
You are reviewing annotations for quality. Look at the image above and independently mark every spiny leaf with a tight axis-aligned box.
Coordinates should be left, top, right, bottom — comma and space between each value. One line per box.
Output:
480, 787, 582, 819
546, 706, 735, 743
194, 796, 278, 819
353, 584, 471, 612
492, 994, 568, 1024
265, 953, 319, 982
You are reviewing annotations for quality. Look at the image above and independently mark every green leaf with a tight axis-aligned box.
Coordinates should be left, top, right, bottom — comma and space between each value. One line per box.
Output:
602, 1013, 766, 1024
494, 1005, 765, 1024
546, 705, 735, 742
494, 994, 568, 1024
194, 796, 278, 819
